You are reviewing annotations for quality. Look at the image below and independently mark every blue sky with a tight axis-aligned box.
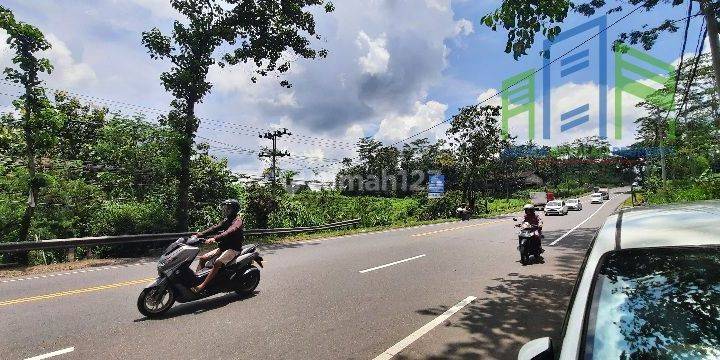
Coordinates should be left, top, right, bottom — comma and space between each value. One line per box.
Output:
0, 0, 705, 180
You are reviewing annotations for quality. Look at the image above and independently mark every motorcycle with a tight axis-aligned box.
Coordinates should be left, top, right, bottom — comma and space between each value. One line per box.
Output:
137, 235, 263, 318
512, 218, 543, 265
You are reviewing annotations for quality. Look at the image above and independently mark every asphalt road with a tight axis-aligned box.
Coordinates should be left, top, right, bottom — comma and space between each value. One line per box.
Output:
0, 190, 628, 360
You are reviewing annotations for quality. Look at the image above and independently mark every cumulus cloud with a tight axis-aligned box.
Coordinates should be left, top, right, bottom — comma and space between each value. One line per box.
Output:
43, 34, 97, 86
375, 100, 448, 143
126, 0, 177, 19
453, 19, 474, 37
356, 31, 390, 75
476, 88, 501, 107
0, 30, 96, 89
0, 0, 467, 181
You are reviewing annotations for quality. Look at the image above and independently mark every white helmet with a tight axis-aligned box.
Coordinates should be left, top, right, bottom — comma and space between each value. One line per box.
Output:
523, 204, 534, 211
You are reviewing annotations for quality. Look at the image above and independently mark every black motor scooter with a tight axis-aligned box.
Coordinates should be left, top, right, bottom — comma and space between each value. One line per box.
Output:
137, 236, 263, 318
513, 217, 544, 265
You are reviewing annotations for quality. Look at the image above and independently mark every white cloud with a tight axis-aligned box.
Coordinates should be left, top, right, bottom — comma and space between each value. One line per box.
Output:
356, 31, 390, 75
375, 100, 448, 143
453, 19, 474, 37
425, 0, 450, 11
125, 0, 177, 19
43, 34, 97, 86
0, 30, 96, 89
476, 88, 501, 106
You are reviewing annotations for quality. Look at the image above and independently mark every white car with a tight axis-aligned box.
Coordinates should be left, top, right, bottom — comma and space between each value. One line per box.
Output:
518, 201, 720, 360
565, 198, 582, 211
590, 193, 603, 204
544, 200, 568, 216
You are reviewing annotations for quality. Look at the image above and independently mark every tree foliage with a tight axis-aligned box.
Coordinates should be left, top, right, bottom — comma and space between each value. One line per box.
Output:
481, 0, 687, 59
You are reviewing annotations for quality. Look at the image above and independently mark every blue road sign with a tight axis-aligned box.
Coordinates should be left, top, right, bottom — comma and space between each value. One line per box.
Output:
428, 174, 445, 198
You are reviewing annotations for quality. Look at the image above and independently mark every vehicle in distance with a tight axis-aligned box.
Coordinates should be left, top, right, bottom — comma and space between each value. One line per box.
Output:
530, 191, 549, 209
599, 187, 610, 200
590, 193, 603, 204
565, 198, 582, 211
544, 200, 568, 216
518, 201, 720, 360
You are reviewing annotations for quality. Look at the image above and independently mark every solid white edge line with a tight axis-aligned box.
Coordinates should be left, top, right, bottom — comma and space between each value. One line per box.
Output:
373, 296, 477, 360
25, 347, 75, 360
549, 199, 612, 246
359, 254, 426, 274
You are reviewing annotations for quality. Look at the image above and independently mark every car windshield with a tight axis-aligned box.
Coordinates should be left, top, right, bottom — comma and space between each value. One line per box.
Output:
548, 201, 561, 206
583, 247, 720, 359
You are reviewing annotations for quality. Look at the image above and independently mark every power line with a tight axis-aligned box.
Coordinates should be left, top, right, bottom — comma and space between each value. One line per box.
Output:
0, 79, 357, 148
677, 20, 708, 119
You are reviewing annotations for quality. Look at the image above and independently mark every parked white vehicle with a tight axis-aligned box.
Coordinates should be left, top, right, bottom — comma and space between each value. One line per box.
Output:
518, 201, 720, 360
544, 200, 568, 216
590, 193, 603, 204
565, 198, 582, 211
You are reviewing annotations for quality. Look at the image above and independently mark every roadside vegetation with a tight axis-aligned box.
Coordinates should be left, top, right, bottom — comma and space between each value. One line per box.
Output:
3, 1, 719, 268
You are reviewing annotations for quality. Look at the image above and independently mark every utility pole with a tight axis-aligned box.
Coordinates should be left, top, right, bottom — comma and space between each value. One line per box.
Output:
702, 0, 720, 103
259, 128, 291, 187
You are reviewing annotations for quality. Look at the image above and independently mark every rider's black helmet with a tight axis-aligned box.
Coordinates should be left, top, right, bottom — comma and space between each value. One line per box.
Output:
221, 199, 241, 218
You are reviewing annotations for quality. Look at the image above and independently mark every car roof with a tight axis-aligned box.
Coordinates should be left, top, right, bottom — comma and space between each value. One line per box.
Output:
591, 192, 602, 196
601, 200, 720, 250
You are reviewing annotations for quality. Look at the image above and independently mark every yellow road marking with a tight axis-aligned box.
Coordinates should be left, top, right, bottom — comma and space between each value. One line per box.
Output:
0, 277, 154, 307
411, 219, 510, 237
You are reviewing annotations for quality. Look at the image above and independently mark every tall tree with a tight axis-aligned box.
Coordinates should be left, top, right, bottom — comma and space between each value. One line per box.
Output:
142, 0, 333, 230
447, 105, 511, 211
0, 6, 54, 249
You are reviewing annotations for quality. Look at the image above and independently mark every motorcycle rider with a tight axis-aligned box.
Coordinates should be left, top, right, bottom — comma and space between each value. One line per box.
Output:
191, 199, 244, 294
520, 204, 544, 251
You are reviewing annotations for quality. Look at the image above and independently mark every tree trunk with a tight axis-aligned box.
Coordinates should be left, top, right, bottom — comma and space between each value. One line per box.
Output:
702, 0, 720, 106
176, 100, 195, 231
17, 73, 38, 265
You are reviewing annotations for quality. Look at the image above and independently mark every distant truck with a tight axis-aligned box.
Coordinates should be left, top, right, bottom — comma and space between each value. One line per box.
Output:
592, 186, 610, 200
599, 188, 610, 200
530, 191, 554, 209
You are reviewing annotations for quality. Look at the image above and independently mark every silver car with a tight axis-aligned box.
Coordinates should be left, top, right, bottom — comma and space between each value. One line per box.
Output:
565, 198, 582, 211
544, 200, 568, 216
519, 201, 720, 360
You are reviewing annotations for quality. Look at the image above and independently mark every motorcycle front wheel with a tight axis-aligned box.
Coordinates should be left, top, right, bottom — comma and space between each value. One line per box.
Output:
519, 244, 529, 265
137, 286, 175, 318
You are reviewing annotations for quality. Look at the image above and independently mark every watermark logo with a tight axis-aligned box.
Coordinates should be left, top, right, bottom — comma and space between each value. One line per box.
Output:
501, 15, 677, 141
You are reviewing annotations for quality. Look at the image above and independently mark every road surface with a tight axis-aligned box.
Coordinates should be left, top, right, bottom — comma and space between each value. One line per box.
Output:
0, 190, 628, 360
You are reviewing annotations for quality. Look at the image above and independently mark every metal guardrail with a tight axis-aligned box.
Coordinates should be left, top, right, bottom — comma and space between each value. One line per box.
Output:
0, 219, 361, 253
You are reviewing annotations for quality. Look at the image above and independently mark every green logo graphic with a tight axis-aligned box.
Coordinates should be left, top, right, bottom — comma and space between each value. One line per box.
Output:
501, 69, 535, 140
614, 44, 676, 140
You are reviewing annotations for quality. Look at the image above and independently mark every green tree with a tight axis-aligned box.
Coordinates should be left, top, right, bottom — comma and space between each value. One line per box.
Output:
0, 6, 56, 252
482, 0, 691, 60
446, 105, 511, 211
142, 0, 334, 230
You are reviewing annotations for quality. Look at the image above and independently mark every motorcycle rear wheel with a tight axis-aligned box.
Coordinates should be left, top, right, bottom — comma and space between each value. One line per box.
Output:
235, 265, 261, 296
137, 287, 175, 318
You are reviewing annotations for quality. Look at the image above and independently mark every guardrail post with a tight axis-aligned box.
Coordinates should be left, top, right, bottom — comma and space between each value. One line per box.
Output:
67, 247, 76, 262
